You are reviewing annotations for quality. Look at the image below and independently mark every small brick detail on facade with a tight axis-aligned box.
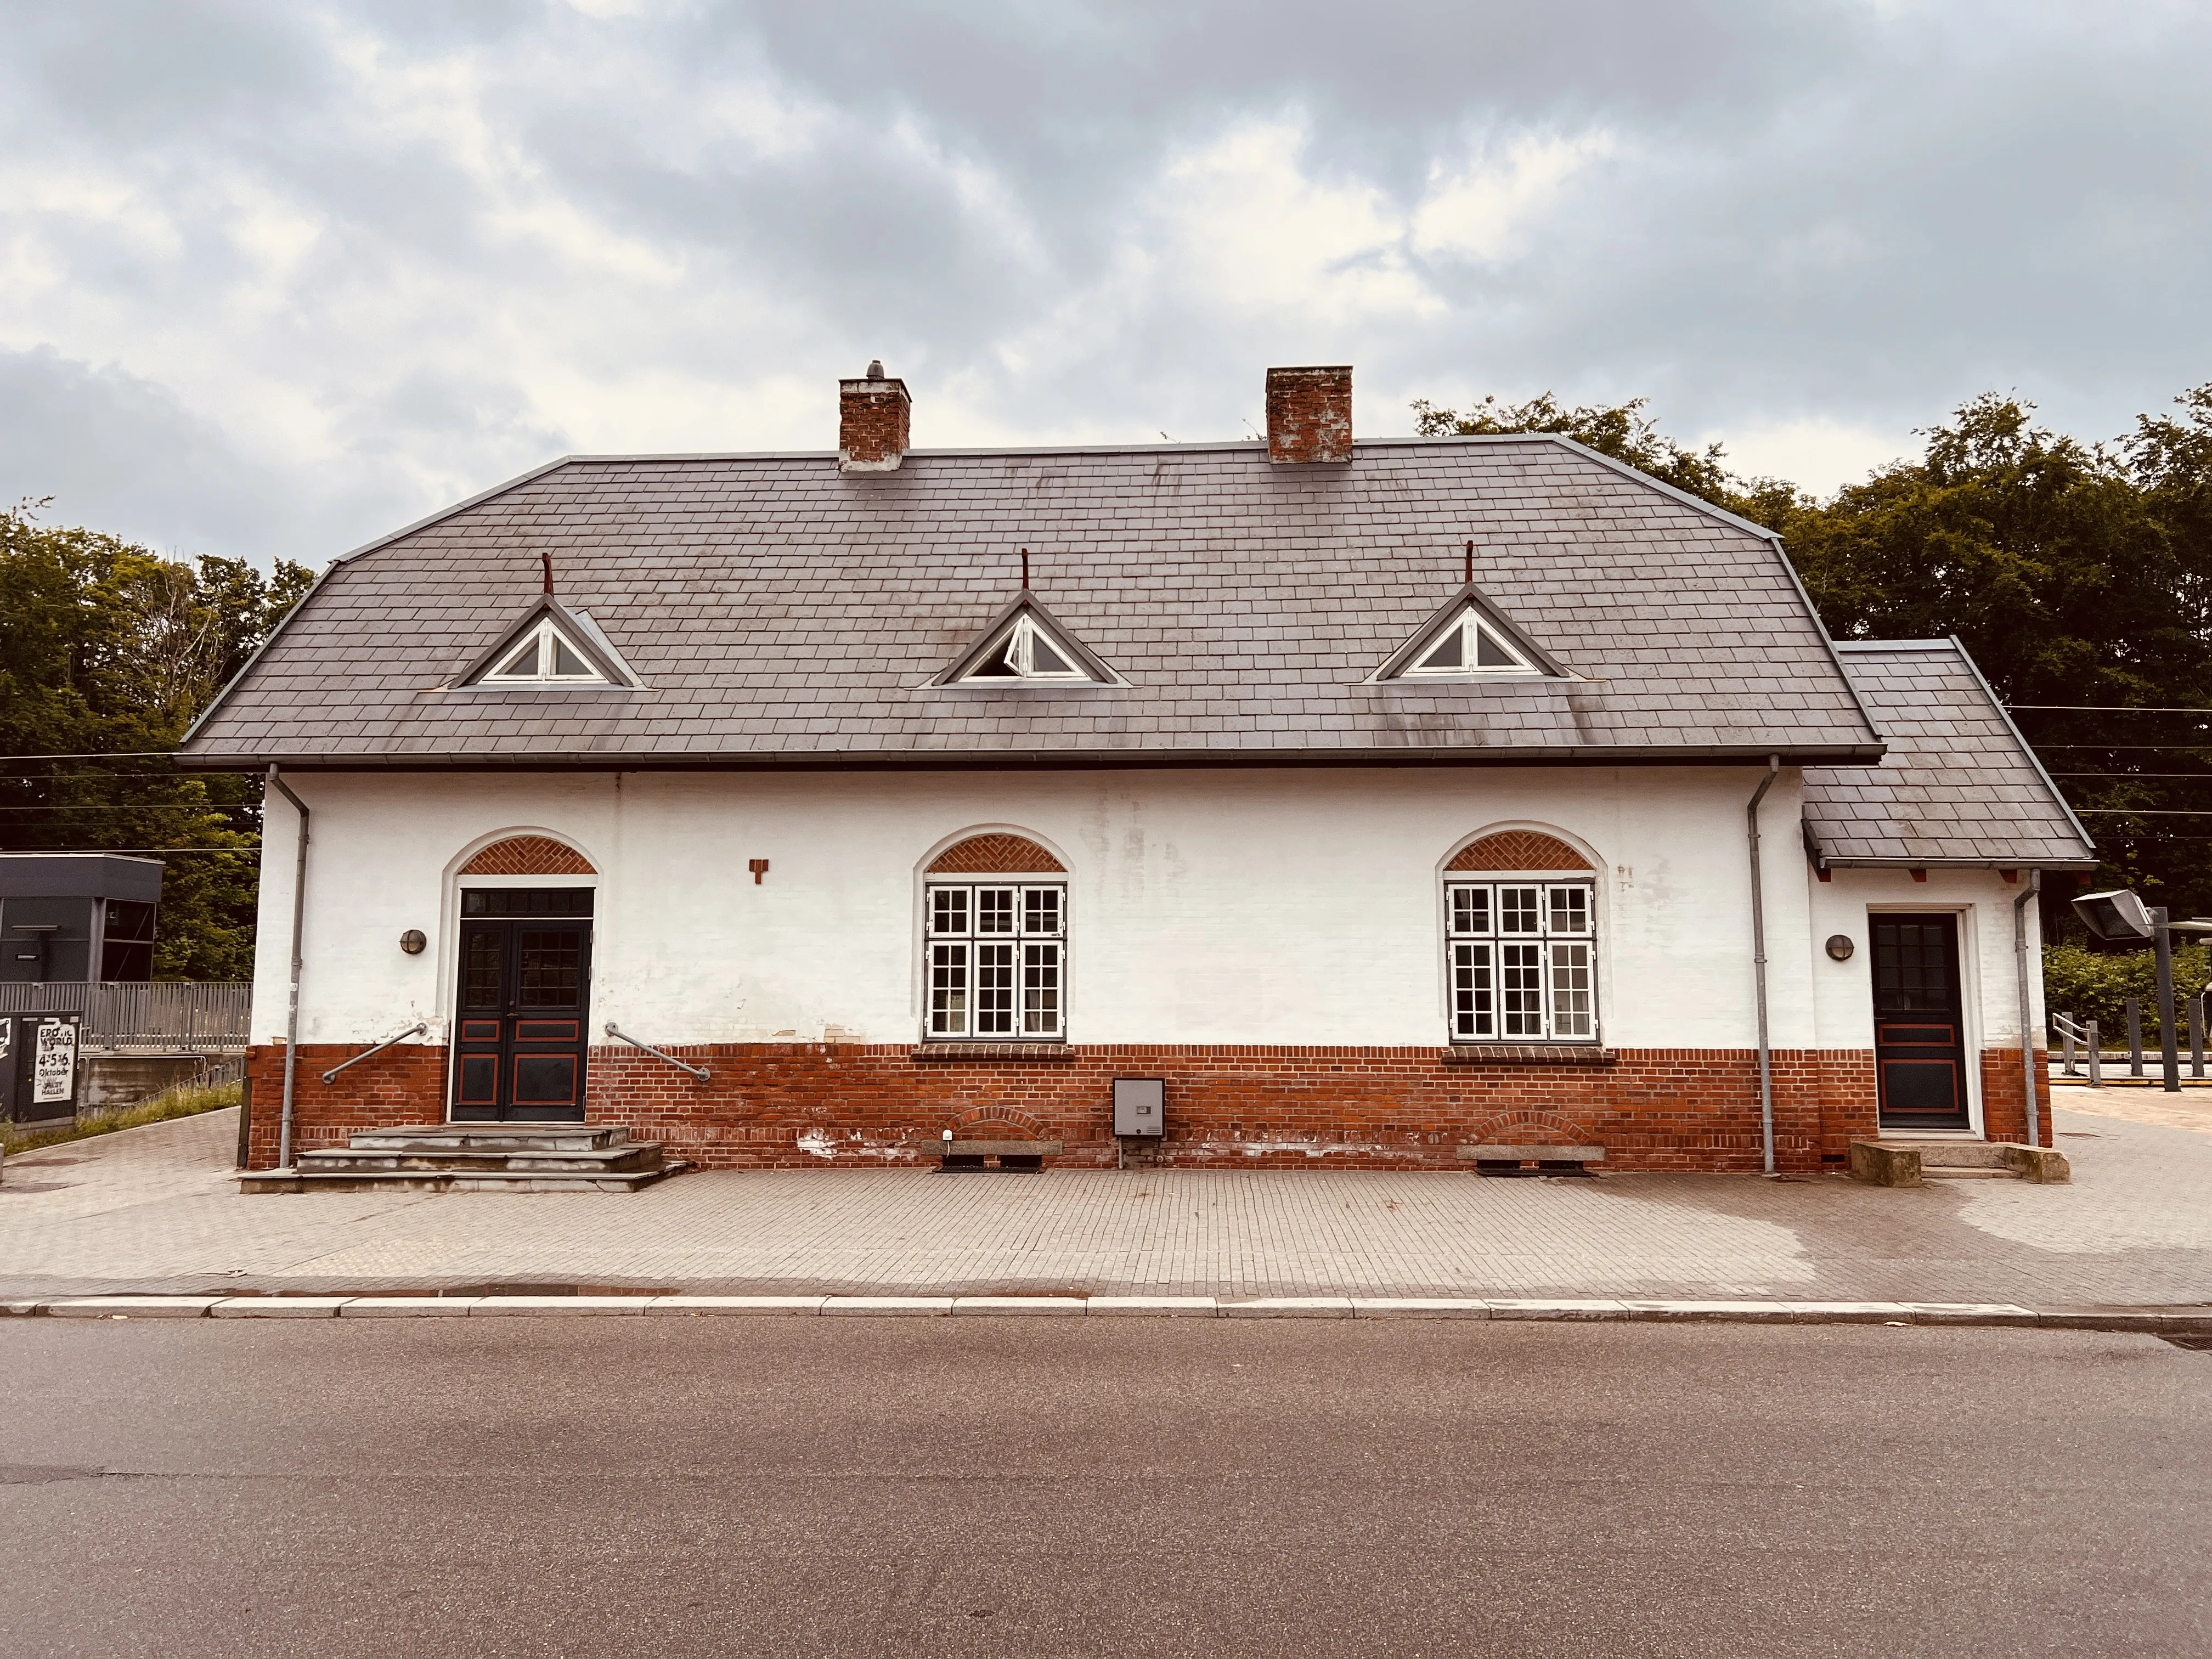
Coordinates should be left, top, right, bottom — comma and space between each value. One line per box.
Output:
926, 834, 1065, 874
242, 1039, 2052, 1173
458, 836, 596, 876
1445, 831, 1592, 872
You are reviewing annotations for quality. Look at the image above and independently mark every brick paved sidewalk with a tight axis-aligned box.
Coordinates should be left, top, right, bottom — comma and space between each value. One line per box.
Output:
2, 1100, 2208, 1306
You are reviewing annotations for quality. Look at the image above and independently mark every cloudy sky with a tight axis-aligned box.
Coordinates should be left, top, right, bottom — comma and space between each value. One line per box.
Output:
3, 1, 2207, 567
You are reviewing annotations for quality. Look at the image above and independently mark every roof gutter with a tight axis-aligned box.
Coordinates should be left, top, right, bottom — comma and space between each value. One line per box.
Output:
173, 742, 1888, 775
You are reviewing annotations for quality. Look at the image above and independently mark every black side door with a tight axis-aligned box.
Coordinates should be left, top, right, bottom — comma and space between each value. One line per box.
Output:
1870, 913, 1971, 1132
453, 888, 592, 1123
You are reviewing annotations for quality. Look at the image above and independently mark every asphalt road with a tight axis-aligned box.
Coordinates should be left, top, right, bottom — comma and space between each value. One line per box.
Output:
1, 1319, 2204, 1657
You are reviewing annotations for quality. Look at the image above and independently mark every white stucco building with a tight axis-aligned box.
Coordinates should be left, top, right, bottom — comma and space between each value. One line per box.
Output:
182, 365, 2094, 1175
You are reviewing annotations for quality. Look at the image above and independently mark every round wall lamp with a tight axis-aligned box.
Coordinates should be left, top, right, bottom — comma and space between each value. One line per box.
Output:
1825, 934, 1855, 962
399, 929, 427, 955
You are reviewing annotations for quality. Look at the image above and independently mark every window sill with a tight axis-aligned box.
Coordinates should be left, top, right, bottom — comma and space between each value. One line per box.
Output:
911, 1043, 1076, 1062
1440, 1045, 1616, 1066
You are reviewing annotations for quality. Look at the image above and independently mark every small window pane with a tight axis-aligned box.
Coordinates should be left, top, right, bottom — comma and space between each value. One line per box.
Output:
1028, 633, 1074, 675
1547, 886, 1589, 935
1023, 941, 1062, 1034
1449, 884, 1491, 936
1549, 942, 1594, 1036
929, 943, 969, 1035
976, 888, 1016, 934
1023, 888, 1062, 935
1501, 943, 1545, 1036
1415, 620, 1464, 670
929, 888, 969, 935
491, 636, 542, 678
975, 943, 1016, 1034
1498, 885, 1541, 934
550, 637, 592, 676
1474, 625, 1519, 668
1452, 940, 1494, 1039
968, 633, 1023, 677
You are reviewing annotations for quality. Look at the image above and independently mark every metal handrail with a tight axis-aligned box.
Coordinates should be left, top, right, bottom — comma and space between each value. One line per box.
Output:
321, 1022, 428, 1085
2051, 1013, 2100, 1086
604, 1022, 710, 1082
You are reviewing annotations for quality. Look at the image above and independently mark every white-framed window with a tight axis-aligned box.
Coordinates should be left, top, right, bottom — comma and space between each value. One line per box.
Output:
1398, 606, 1539, 678
478, 619, 606, 685
924, 879, 1066, 1039
1445, 877, 1598, 1042
960, 613, 1092, 682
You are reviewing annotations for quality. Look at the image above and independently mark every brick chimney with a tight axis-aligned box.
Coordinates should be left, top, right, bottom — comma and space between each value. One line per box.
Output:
839, 360, 911, 473
1265, 365, 1353, 464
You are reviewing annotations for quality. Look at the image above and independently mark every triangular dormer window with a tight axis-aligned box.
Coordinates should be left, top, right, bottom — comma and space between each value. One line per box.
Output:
934, 594, 1119, 687
1371, 584, 1566, 684
482, 619, 606, 683
454, 595, 640, 690
964, 613, 1087, 681
1402, 608, 1535, 676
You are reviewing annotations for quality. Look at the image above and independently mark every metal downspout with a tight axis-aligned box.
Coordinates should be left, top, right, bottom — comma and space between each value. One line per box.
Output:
2015, 871, 2043, 1148
1747, 756, 1781, 1175
267, 765, 310, 1171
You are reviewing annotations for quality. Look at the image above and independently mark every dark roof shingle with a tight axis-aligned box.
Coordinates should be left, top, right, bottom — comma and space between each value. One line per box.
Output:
181, 436, 1884, 768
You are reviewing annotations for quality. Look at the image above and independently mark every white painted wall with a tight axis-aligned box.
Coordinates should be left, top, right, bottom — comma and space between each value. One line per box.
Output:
253, 764, 1854, 1053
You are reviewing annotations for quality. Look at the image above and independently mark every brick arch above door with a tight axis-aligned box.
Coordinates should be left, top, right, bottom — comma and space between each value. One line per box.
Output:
459, 834, 598, 877
1446, 830, 1593, 872
927, 833, 1066, 874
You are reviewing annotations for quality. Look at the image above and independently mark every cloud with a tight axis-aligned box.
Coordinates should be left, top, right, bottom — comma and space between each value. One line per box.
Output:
0, 1, 2207, 561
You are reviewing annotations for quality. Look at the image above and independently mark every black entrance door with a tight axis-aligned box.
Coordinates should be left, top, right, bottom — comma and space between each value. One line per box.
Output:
1870, 913, 1971, 1131
453, 888, 593, 1122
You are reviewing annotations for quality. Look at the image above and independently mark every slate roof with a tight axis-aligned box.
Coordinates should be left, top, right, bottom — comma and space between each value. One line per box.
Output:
179, 435, 1889, 770
1803, 640, 2096, 869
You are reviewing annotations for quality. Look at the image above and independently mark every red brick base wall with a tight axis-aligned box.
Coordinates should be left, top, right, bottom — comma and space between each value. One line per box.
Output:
238, 1041, 2057, 1172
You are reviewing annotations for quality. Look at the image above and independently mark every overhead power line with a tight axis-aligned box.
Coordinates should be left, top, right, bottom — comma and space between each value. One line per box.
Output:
2007, 705, 2212, 713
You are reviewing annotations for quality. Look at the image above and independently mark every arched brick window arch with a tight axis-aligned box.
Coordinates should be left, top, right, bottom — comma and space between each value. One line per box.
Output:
459, 835, 597, 877
1443, 830, 1599, 1046
927, 833, 1065, 874
1446, 830, 1592, 872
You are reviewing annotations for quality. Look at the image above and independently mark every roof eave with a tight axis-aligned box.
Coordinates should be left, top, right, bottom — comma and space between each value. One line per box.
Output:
173, 741, 1889, 774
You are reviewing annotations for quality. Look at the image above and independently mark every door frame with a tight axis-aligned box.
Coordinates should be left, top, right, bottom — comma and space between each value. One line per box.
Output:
441, 871, 600, 1124
1864, 902, 1985, 1138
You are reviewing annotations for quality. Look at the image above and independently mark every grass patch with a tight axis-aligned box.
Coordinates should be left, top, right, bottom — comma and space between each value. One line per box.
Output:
3, 1078, 241, 1156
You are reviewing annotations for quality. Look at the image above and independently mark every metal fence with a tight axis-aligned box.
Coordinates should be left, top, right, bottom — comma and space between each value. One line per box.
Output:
0, 981, 251, 1052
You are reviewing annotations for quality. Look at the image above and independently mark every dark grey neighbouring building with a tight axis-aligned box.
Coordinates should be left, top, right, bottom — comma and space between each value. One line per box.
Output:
0, 854, 163, 984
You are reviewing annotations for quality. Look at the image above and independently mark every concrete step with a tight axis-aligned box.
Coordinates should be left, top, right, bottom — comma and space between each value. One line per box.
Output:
240, 1159, 692, 1195
1911, 1142, 2012, 1169
1920, 1166, 2016, 1180
298, 1159, 668, 1186
348, 1124, 631, 1154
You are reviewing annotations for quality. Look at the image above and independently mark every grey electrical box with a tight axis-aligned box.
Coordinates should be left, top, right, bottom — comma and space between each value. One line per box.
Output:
1113, 1076, 1164, 1138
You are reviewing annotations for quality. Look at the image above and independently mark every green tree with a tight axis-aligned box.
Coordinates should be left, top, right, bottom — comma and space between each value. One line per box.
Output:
0, 500, 312, 978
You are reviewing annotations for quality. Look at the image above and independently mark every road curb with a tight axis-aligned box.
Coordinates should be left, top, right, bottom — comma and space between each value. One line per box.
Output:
4, 1294, 2209, 1332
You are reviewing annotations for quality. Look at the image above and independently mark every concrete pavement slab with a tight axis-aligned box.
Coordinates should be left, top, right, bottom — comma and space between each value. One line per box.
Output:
1487, 1299, 1632, 1319
46, 1296, 222, 1318
1621, 1300, 1804, 1321
644, 1296, 828, 1315
952, 1296, 1087, 1315
1085, 1295, 1218, 1315
821, 1296, 954, 1316
466, 1296, 649, 1315
1222, 1297, 1353, 1317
